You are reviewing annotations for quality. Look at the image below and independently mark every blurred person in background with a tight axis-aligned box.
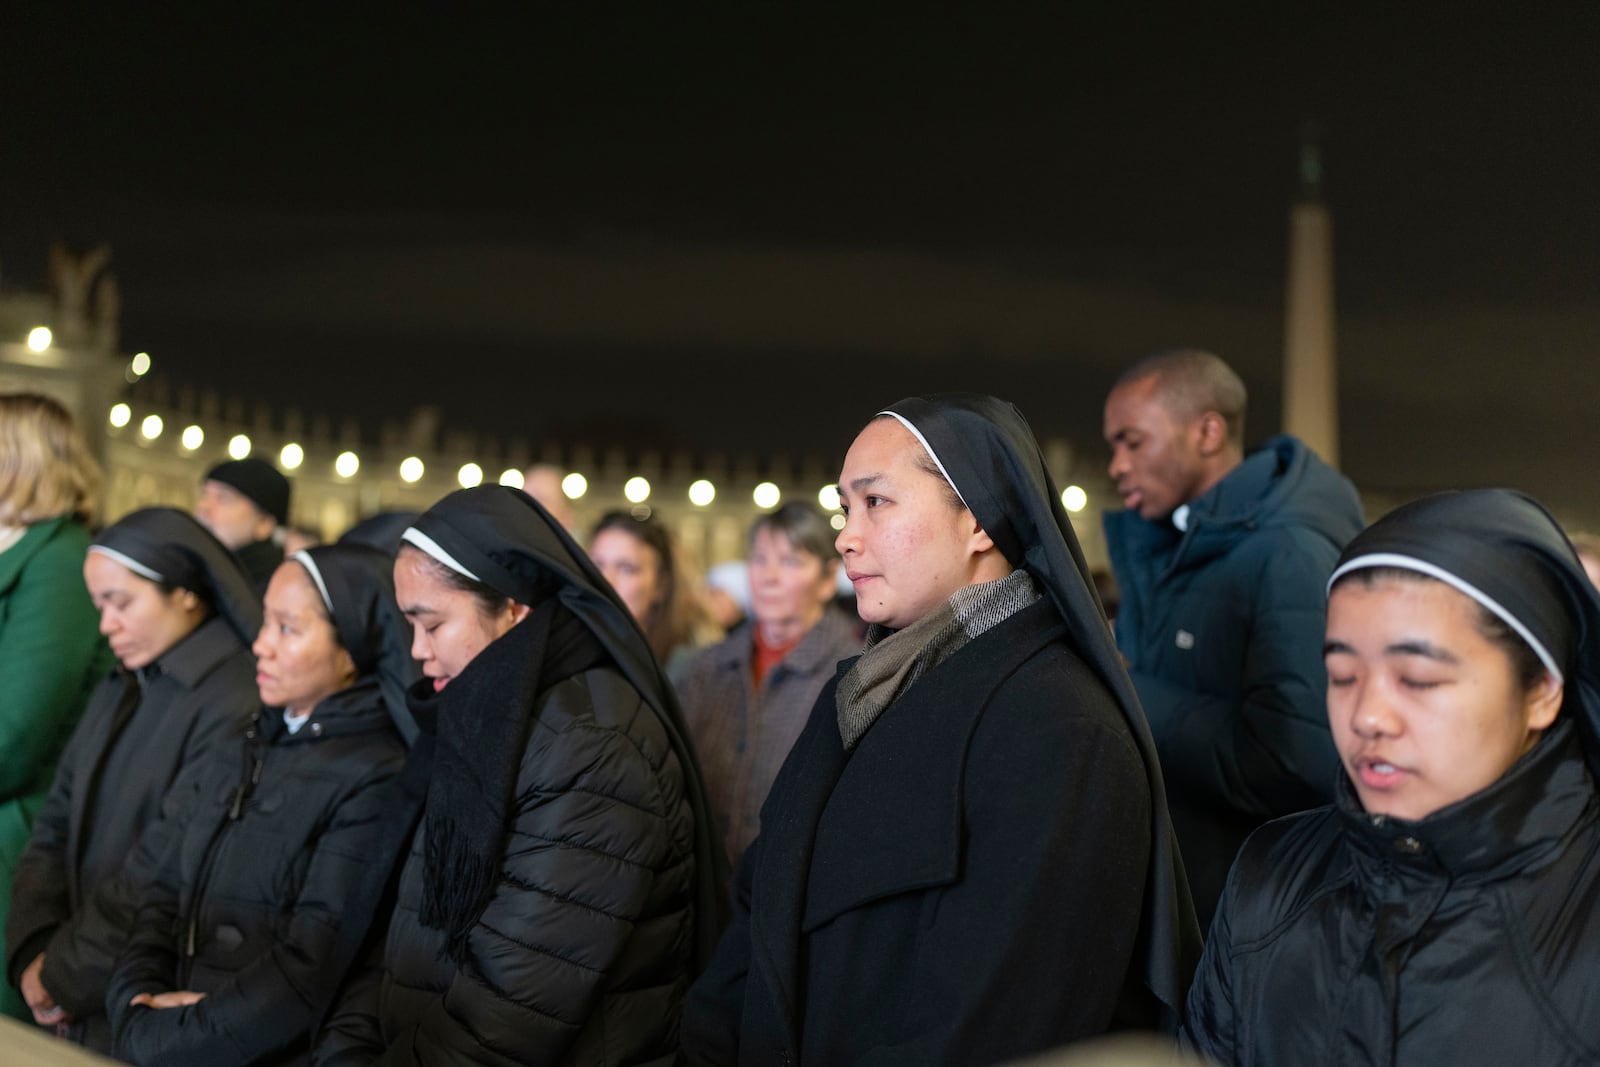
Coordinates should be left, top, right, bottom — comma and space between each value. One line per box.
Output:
282, 524, 323, 556
196, 457, 292, 594
338, 511, 419, 557
0, 394, 114, 1022
521, 464, 576, 531
105, 544, 415, 1066
5, 508, 259, 1053
590, 509, 714, 679
1102, 349, 1362, 928
703, 560, 750, 635
678, 503, 860, 867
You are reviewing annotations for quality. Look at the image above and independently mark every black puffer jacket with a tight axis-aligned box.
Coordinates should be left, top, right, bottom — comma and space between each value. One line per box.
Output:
1183, 719, 1600, 1066
105, 678, 407, 1066
5, 616, 255, 1051
316, 664, 695, 1067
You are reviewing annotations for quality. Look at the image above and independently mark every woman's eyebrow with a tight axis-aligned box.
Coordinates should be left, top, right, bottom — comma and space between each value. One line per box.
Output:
846, 473, 886, 494
1384, 639, 1460, 664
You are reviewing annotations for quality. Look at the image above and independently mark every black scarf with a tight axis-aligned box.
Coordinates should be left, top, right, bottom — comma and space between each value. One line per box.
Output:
413, 598, 606, 960
880, 394, 1202, 1029
1331, 489, 1600, 779
402, 486, 730, 969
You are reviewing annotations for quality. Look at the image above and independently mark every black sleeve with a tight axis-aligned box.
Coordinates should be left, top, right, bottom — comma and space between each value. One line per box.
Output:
39, 760, 202, 1018
680, 840, 756, 1067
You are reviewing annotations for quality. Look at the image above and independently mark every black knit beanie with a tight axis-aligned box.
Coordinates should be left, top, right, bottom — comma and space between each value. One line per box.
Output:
204, 457, 290, 525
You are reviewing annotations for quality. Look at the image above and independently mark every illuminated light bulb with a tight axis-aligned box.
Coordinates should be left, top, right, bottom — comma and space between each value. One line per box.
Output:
830, 513, 846, 531
688, 479, 716, 506
280, 443, 304, 470
458, 462, 484, 488
623, 476, 650, 504
109, 403, 132, 428
228, 434, 252, 460
817, 484, 841, 511
26, 327, 51, 352
335, 451, 360, 478
130, 352, 152, 377
139, 414, 164, 440
499, 468, 525, 488
181, 424, 204, 450
752, 482, 781, 509
399, 457, 425, 484
562, 472, 589, 499
1061, 485, 1088, 513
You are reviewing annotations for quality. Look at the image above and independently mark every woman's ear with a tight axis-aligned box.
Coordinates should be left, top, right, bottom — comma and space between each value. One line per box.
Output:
508, 600, 533, 626
964, 511, 996, 557
1526, 672, 1564, 732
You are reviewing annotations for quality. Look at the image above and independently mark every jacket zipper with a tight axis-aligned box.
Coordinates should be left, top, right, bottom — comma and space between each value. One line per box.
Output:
181, 724, 264, 977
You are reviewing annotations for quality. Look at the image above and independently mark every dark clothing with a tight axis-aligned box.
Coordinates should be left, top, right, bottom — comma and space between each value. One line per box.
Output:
106, 679, 407, 1067
679, 609, 861, 866
1104, 434, 1363, 926
315, 663, 697, 1067
683, 600, 1161, 1066
235, 538, 285, 597
4, 616, 255, 1052
1182, 720, 1600, 1066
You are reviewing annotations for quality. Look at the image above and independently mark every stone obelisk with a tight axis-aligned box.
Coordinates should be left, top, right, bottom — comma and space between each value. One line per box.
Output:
1282, 129, 1339, 467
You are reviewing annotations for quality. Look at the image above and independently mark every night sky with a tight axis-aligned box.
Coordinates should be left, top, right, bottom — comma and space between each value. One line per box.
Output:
5, 9, 1598, 517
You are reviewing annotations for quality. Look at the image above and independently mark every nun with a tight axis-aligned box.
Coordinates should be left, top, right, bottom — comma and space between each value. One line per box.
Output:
313, 486, 724, 1066
103, 544, 415, 1066
1183, 490, 1600, 1065
682, 395, 1201, 1066
5, 507, 259, 1052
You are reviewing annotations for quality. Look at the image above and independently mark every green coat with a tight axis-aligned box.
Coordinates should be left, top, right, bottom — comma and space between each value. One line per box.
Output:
0, 516, 111, 1020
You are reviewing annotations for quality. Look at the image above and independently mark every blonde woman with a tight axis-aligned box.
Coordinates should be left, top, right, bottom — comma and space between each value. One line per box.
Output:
0, 393, 114, 1023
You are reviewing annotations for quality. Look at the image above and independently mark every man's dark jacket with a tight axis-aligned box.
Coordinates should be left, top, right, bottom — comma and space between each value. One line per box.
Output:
682, 600, 1162, 1066
1104, 434, 1363, 929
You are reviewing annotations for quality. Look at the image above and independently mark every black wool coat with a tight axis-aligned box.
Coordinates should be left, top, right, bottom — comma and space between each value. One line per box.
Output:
683, 600, 1162, 1067
5, 616, 255, 1051
105, 679, 407, 1067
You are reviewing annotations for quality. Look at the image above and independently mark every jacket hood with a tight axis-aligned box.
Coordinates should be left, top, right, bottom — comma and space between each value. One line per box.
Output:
1106, 435, 1364, 576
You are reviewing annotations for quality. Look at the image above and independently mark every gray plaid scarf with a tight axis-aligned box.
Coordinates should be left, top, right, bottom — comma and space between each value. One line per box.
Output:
836, 568, 1040, 751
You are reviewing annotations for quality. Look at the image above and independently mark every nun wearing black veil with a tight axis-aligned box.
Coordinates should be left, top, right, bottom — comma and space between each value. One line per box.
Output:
1184, 490, 1600, 1066
102, 543, 416, 1066
683, 396, 1200, 1067
6, 507, 259, 1052
313, 486, 723, 1067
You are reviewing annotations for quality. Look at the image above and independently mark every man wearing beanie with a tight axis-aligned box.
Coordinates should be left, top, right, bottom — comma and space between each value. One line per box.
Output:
195, 457, 291, 594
